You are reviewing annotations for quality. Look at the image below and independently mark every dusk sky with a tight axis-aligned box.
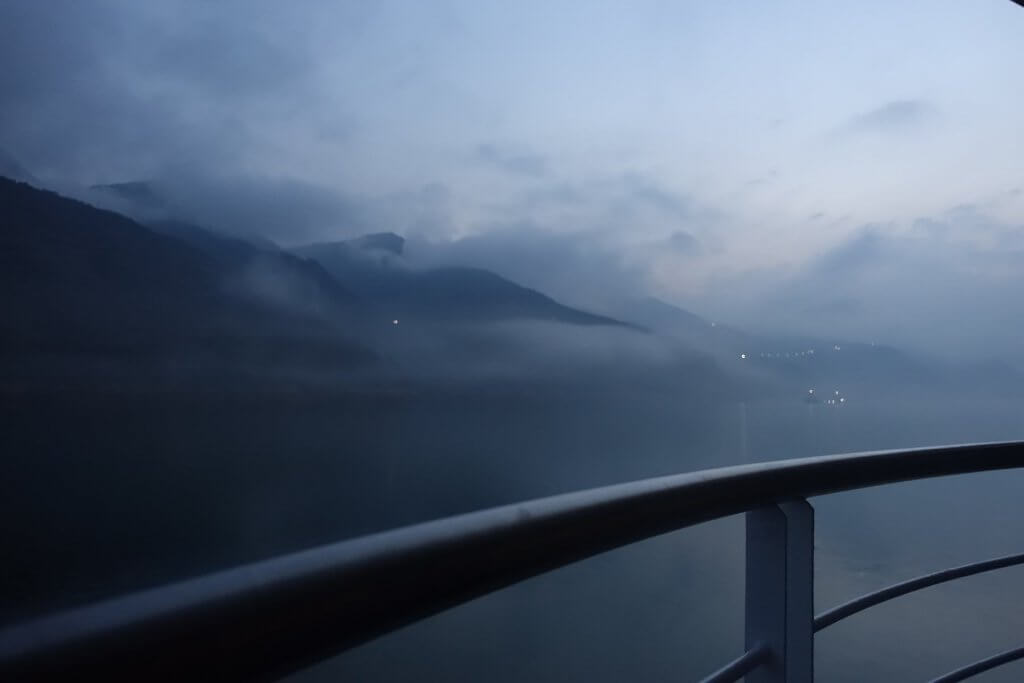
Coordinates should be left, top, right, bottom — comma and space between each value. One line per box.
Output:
3, 0, 1023, 358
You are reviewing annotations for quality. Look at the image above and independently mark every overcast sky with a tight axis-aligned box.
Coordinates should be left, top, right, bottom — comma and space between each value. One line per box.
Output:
3, 0, 1023, 358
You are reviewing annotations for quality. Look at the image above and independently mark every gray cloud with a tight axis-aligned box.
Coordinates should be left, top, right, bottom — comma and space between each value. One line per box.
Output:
705, 209, 1024, 362
0, 2, 338, 182
666, 230, 701, 255
842, 99, 935, 134
133, 174, 459, 247
406, 222, 647, 313
513, 173, 714, 238
619, 174, 690, 214
152, 173, 367, 244
2, 1, 1022, 369
522, 182, 587, 207
395, 172, 720, 313
810, 227, 890, 275
475, 144, 547, 177
140, 12, 311, 100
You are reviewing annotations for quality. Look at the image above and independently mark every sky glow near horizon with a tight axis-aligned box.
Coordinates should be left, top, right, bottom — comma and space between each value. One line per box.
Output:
2, 0, 1024, 357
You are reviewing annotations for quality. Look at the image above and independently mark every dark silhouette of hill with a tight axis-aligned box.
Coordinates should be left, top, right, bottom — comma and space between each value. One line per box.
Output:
146, 219, 364, 323
293, 235, 634, 328
90, 180, 281, 252
91, 180, 626, 329
0, 177, 374, 383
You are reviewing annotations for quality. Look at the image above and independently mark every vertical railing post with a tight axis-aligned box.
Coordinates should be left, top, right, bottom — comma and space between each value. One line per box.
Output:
781, 500, 814, 683
746, 505, 787, 682
746, 500, 815, 682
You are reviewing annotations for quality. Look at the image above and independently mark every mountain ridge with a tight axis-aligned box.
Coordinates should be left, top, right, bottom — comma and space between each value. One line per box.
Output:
0, 176, 375, 381
292, 238, 636, 328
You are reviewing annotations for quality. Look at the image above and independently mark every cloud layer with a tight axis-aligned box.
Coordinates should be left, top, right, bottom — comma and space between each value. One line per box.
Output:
3, 1, 1024, 361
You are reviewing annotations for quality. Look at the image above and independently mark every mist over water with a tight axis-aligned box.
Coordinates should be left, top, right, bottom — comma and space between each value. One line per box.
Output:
285, 394, 1024, 683
4, 381, 1023, 681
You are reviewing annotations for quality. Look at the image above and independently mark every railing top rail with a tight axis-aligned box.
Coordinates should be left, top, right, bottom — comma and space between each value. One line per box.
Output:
3, 441, 1024, 681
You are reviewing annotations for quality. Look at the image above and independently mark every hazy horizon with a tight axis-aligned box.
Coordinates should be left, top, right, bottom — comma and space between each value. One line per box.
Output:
3, 1, 1024, 360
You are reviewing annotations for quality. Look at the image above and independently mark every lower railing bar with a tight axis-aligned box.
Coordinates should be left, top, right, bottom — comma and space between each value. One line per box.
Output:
928, 645, 1024, 683
697, 643, 770, 683
813, 551, 1024, 632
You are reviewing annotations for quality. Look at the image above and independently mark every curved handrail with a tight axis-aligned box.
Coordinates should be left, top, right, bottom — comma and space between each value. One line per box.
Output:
815, 551, 1024, 631
2, 441, 1024, 681
929, 645, 1024, 683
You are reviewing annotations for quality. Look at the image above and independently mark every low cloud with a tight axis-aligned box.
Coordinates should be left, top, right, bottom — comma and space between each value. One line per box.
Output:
666, 230, 702, 256
703, 206, 1024, 362
406, 223, 647, 313
394, 173, 719, 312
475, 144, 547, 178
841, 99, 935, 135
147, 172, 367, 245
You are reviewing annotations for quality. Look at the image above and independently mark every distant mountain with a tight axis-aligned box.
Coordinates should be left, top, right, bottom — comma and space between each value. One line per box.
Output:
0, 177, 374, 383
293, 237, 634, 328
617, 297, 751, 353
614, 297, 986, 394
623, 297, 708, 331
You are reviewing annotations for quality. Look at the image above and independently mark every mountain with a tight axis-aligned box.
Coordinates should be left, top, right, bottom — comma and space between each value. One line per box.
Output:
0, 177, 373, 385
617, 297, 752, 354
615, 297, 992, 395
146, 219, 364, 323
293, 236, 633, 328
90, 180, 280, 251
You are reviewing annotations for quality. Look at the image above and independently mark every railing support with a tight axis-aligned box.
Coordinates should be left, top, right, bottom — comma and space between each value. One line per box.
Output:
746, 500, 814, 683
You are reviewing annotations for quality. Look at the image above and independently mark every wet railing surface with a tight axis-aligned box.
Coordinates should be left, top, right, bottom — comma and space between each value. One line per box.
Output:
2, 441, 1024, 682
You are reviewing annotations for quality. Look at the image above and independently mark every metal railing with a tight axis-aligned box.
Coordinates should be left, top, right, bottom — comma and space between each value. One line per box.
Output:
2, 441, 1024, 681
